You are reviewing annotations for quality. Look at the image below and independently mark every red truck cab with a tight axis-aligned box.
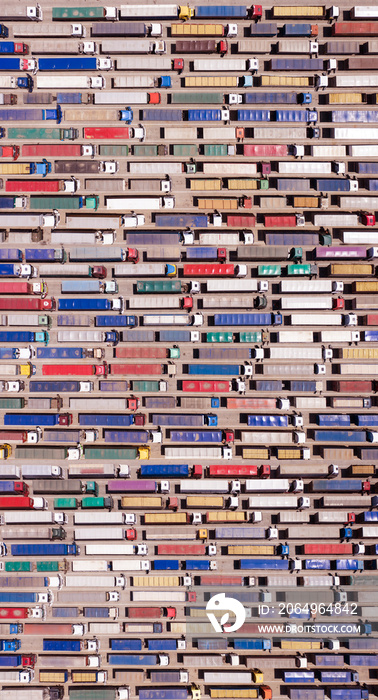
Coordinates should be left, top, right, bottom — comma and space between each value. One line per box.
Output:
126, 248, 139, 263
126, 528, 136, 540
182, 297, 193, 310
260, 464, 271, 478
127, 396, 140, 411
14, 43, 29, 54
193, 464, 202, 478
172, 58, 184, 71
92, 266, 107, 279
168, 497, 178, 510
333, 298, 345, 310
148, 92, 161, 104
218, 40, 228, 54
0, 146, 19, 160
59, 413, 73, 426
22, 654, 36, 667
251, 5, 263, 18
133, 414, 146, 426
347, 512, 356, 523
361, 212, 376, 226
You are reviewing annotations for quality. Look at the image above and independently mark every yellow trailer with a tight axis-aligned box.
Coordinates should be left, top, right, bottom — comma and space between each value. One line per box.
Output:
227, 545, 275, 555
353, 281, 378, 292
184, 76, 238, 87
342, 347, 378, 360
328, 92, 365, 104
211, 691, 258, 699
171, 23, 224, 36
351, 464, 375, 476
227, 178, 258, 190
206, 511, 246, 522
293, 196, 320, 208
196, 198, 238, 210
39, 671, 67, 683
261, 75, 310, 87
186, 496, 224, 508
144, 512, 189, 524
63, 109, 120, 121
72, 671, 102, 683
133, 575, 180, 587
170, 622, 188, 634
277, 448, 302, 460
243, 448, 270, 460
190, 179, 222, 191
273, 5, 325, 17
0, 163, 34, 175
121, 496, 163, 509
329, 263, 374, 277
281, 639, 321, 650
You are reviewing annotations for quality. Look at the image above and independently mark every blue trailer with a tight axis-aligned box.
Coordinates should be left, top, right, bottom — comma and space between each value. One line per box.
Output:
58, 299, 114, 311
346, 655, 378, 667
186, 247, 219, 260
25, 248, 64, 262
312, 479, 363, 491
83, 607, 115, 618
317, 415, 351, 427
108, 654, 160, 665
329, 691, 368, 700
140, 687, 186, 699
140, 465, 189, 477
4, 414, 69, 427
0, 263, 24, 274
270, 58, 323, 70
96, 315, 137, 327
304, 560, 331, 570
354, 414, 378, 426
284, 671, 315, 683
110, 639, 142, 651
357, 162, 378, 174
159, 330, 194, 342
153, 560, 179, 571
195, 6, 247, 18
244, 92, 296, 104
37, 348, 89, 359
10, 543, 78, 556
187, 364, 239, 376
155, 213, 208, 228
283, 24, 315, 35
188, 109, 224, 121
320, 672, 358, 683
43, 640, 81, 652
185, 560, 211, 571
0, 331, 48, 344
38, 57, 104, 71
79, 414, 134, 427
255, 380, 283, 391
151, 414, 217, 427
240, 559, 289, 570
142, 109, 182, 121
237, 109, 270, 121
169, 430, 223, 443
250, 22, 277, 35
127, 232, 182, 246
57, 92, 90, 104
288, 380, 317, 392
363, 511, 378, 521
0, 592, 42, 603
313, 430, 366, 442
315, 179, 352, 192
0, 108, 61, 123
247, 415, 288, 427
336, 559, 364, 571
104, 430, 148, 443
275, 109, 308, 122
234, 639, 271, 650
30, 380, 89, 393
0, 655, 24, 667
214, 313, 282, 326
0, 249, 22, 261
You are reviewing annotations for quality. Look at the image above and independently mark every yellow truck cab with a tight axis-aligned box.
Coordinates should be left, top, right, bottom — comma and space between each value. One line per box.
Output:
179, 6, 194, 20
0, 444, 11, 460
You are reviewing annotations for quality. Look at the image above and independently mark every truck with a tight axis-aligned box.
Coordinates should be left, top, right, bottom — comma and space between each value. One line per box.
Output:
8, 126, 77, 141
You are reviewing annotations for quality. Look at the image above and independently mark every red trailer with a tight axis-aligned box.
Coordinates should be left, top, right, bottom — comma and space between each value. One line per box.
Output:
0, 496, 34, 509
198, 575, 243, 586
0, 431, 34, 443
24, 623, 76, 635
182, 380, 231, 392
0, 146, 20, 160
364, 314, 378, 325
157, 544, 206, 555
5, 180, 66, 193
84, 127, 131, 140
243, 144, 288, 157
0, 282, 43, 295
226, 397, 277, 409
333, 21, 378, 35
264, 215, 297, 227
227, 215, 256, 227
110, 364, 163, 376
209, 465, 259, 477
303, 543, 353, 555
332, 380, 372, 393
0, 608, 29, 619
127, 607, 176, 619
42, 363, 107, 376
22, 144, 83, 157
0, 298, 53, 310
183, 264, 235, 277
115, 347, 168, 359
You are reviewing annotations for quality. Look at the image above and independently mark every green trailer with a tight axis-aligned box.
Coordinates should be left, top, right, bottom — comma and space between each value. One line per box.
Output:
136, 280, 182, 293
53, 497, 78, 509
8, 127, 77, 141
239, 331, 264, 343
52, 6, 107, 19
172, 92, 224, 104
206, 331, 233, 343
172, 144, 198, 157
99, 145, 129, 157
84, 447, 141, 460
132, 145, 162, 157
82, 496, 113, 509
203, 144, 229, 157
15, 447, 73, 460
68, 688, 120, 700
287, 263, 313, 276
258, 264, 281, 276
5, 561, 32, 572
36, 560, 66, 572
0, 398, 25, 409
30, 195, 98, 210
133, 380, 162, 393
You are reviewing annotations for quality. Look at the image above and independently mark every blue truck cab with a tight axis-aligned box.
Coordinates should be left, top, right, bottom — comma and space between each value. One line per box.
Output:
0, 639, 20, 651
31, 159, 51, 177
119, 107, 133, 123
159, 76, 171, 88
299, 93, 312, 104
0, 26, 9, 38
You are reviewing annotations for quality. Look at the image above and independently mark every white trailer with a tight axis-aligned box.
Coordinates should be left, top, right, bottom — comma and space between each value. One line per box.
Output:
193, 59, 253, 71
268, 347, 324, 360
57, 331, 107, 344
291, 314, 343, 325
69, 398, 131, 410
202, 296, 253, 309
320, 330, 360, 342
206, 279, 260, 292
142, 314, 202, 326
314, 213, 359, 227
113, 75, 156, 88
71, 560, 109, 572
1, 314, 44, 327
106, 197, 173, 210
259, 196, 287, 209
65, 215, 122, 229
51, 232, 99, 246
0, 212, 57, 228
280, 280, 341, 293
280, 296, 334, 310
338, 364, 378, 375
311, 145, 346, 157
116, 56, 171, 70
113, 263, 168, 276
352, 6, 378, 18
348, 144, 378, 157
164, 126, 198, 141
263, 364, 316, 376
276, 330, 314, 343
199, 233, 241, 245
74, 527, 127, 540
132, 591, 187, 602
343, 231, 378, 244
238, 39, 271, 53
100, 40, 155, 53
74, 512, 125, 525
254, 126, 307, 139
119, 5, 178, 19
293, 396, 327, 409
359, 527, 378, 538
88, 622, 121, 634
203, 162, 257, 176
128, 162, 182, 175
85, 544, 142, 556
180, 480, 229, 493
36, 76, 105, 89
201, 126, 239, 141
339, 196, 378, 209
164, 447, 232, 460
248, 496, 298, 508
129, 296, 184, 309
39, 264, 92, 277
278, 161, 332, 174
241, 431, 294, 444
277, 39, 315, 53
246, 479, 290, 492
332, 127, 378, 140
335, 74, 378, 87
65, 574, 125, 588
94, 91, 150, 104
111, 559, 150, 571
14, 22, 86, 37
3, 511, 64, 525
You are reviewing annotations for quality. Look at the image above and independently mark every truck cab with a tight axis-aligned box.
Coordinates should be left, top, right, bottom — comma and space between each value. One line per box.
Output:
119, 107, 133, 124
